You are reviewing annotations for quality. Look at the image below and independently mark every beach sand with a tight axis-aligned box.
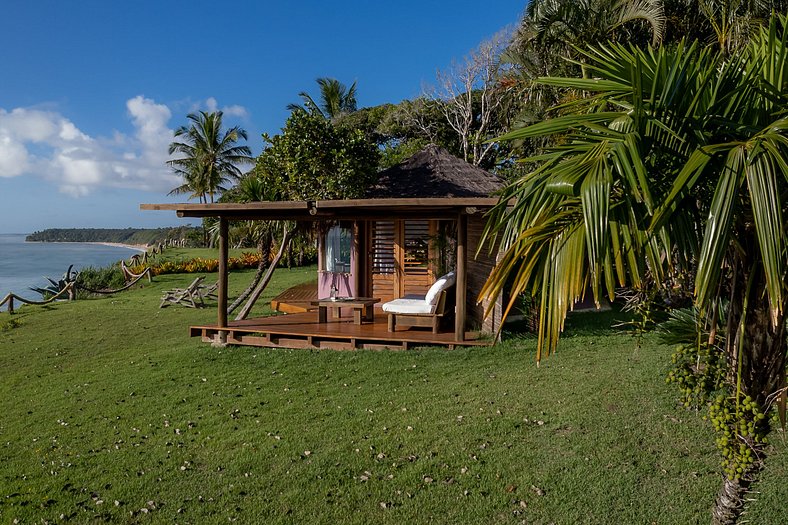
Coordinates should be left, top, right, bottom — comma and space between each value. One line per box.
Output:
27, 240, 149, 253
91, 242, 148, 253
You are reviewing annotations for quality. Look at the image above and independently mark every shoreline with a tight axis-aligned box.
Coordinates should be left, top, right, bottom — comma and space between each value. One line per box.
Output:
26, 240, 148, 253
90, 242, 148, 253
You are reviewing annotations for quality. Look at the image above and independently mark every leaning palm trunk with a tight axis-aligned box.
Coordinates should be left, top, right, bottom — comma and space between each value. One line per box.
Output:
234, 224, 294, 321
227, 237, 270, 315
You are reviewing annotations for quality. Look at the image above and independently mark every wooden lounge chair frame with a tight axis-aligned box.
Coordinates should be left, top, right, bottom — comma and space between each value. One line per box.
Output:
160, 276, 206, 308
387, 289, 451, 334
198, 281, 219, 302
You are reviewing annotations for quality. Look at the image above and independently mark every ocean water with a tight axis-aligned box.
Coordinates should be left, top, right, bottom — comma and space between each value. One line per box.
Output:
0, 234, 141, 308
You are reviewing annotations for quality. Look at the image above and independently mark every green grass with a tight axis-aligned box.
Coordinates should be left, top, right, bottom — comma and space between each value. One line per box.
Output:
0, 269, 786, 524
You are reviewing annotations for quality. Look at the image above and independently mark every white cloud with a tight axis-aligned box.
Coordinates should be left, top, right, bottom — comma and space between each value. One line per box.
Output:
0, 95, 250, 197
222, 104, 249, 118
126, 95, 173, 165
0, 135, 30, 177
205, 97, 219, 113
1, 108, 59, 142
198, 97, 249, 119
55, 152, 103, 197
58, 120, 90, 142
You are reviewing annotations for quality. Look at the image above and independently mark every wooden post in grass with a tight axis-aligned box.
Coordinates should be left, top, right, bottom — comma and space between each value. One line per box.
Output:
216, 216, 229, 346
455, 213, 467, 342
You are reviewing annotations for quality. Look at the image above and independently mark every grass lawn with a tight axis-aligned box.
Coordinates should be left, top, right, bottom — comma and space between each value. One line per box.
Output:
0, 263, 785, 523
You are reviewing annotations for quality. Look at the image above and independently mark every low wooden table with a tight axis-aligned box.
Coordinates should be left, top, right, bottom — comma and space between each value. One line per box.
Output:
312, 297, 380, 325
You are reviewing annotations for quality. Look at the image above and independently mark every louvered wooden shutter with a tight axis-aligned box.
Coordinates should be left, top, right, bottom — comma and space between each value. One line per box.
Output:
402, 220, 433, 296
371, 221, 396, 301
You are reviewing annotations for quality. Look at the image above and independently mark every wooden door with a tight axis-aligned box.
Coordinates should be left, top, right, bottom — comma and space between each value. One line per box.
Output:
369, 219, 435, 302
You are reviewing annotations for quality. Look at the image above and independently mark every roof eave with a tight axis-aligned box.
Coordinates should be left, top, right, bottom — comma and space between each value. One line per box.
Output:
140, 197, 501, 221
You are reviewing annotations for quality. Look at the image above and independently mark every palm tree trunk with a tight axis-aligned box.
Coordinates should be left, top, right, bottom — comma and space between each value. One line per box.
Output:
234, 224, 294, 321
227, 236, 269, 315
712, 474, 757, 525
711, 277, 787, 524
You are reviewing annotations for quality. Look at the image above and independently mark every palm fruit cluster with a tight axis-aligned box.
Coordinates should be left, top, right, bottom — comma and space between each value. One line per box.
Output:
708, 394, 768, 480
665, 341, 725, 409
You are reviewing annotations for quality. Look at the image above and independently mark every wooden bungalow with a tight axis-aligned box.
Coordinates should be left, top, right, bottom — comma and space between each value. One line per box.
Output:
142, 145, 504, 350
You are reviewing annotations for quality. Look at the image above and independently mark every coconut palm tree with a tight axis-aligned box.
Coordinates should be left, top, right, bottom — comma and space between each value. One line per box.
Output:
514, 0, 666, 71
482, 15, 788, 523
287, 77, 358, 120
695, 0, 788, 52
500, 0, 667, 164
167, 111, 253, 203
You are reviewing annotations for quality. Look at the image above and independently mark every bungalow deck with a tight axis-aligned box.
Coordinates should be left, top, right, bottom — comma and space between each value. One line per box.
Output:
190, 309, 490, 350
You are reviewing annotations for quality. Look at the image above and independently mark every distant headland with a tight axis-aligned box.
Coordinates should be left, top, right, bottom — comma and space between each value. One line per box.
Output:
26, 227, 199, 247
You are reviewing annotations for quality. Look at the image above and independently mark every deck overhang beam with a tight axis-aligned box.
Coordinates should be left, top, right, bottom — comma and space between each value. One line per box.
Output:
142, 197, 500, 222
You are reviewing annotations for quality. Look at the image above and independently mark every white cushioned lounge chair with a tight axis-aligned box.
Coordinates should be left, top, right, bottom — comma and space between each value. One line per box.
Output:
382, 271, 455, 333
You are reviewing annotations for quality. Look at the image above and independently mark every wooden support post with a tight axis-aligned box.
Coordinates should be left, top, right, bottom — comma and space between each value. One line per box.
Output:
216, 216, 229, 346
455, 213, 467, 342
352, 221, 362, 297
394, 220, 404, 297
8, 296, 14, 315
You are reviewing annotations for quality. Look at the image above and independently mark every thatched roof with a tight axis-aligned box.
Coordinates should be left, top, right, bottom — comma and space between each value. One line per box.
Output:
365, 144, 503, 199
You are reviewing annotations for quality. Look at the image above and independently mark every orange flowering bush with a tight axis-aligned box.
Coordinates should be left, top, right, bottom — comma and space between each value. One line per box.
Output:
130, 252, 262, 276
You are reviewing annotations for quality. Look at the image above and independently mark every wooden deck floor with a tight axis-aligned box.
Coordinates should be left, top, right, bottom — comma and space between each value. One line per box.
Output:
191, 309, 490, 350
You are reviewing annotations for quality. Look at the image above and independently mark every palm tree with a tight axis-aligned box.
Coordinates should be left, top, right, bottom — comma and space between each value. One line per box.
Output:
287, 77, 358, 120
695, 0, 788, 52
514, 0, 666, 71
167, 111, 253, 203
482, 15, 788, 523
500, 0, 667, 164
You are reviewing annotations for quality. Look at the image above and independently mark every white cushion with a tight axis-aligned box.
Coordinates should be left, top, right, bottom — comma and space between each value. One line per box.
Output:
424, 272, 455, 305
382, 298, 434, 315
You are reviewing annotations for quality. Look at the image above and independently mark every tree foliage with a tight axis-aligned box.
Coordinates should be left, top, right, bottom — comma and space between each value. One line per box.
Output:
26, 227, 198, 246
252, 110, 379, 201
428, 28, 518, 167
167, 111, 253, 203
482, 14, 788, 522
287, 77, 358, 120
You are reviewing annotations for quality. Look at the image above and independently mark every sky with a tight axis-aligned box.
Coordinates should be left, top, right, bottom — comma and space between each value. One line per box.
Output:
0, 0, 525, 234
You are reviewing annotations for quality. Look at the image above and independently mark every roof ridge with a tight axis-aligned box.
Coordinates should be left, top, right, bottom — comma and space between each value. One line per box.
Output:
365, 144, 502, 199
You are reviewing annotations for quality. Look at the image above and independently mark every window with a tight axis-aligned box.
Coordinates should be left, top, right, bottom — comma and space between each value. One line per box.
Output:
324, 225, 352, 273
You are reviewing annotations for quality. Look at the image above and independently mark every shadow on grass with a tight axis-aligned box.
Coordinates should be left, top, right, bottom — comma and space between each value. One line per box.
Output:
503, 302, 636, 340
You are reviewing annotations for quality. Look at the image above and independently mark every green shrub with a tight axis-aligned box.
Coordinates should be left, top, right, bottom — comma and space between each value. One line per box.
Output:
130, 252, 263, 276
76, 265, 126, 296
0, 317, 21, 331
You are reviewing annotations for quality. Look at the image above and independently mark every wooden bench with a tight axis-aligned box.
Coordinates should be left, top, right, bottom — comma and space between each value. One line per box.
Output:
386, 289, 452, 334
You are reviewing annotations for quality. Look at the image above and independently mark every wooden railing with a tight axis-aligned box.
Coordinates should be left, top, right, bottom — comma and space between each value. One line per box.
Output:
0, 281, 76, 314
1, 262, 154, 314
